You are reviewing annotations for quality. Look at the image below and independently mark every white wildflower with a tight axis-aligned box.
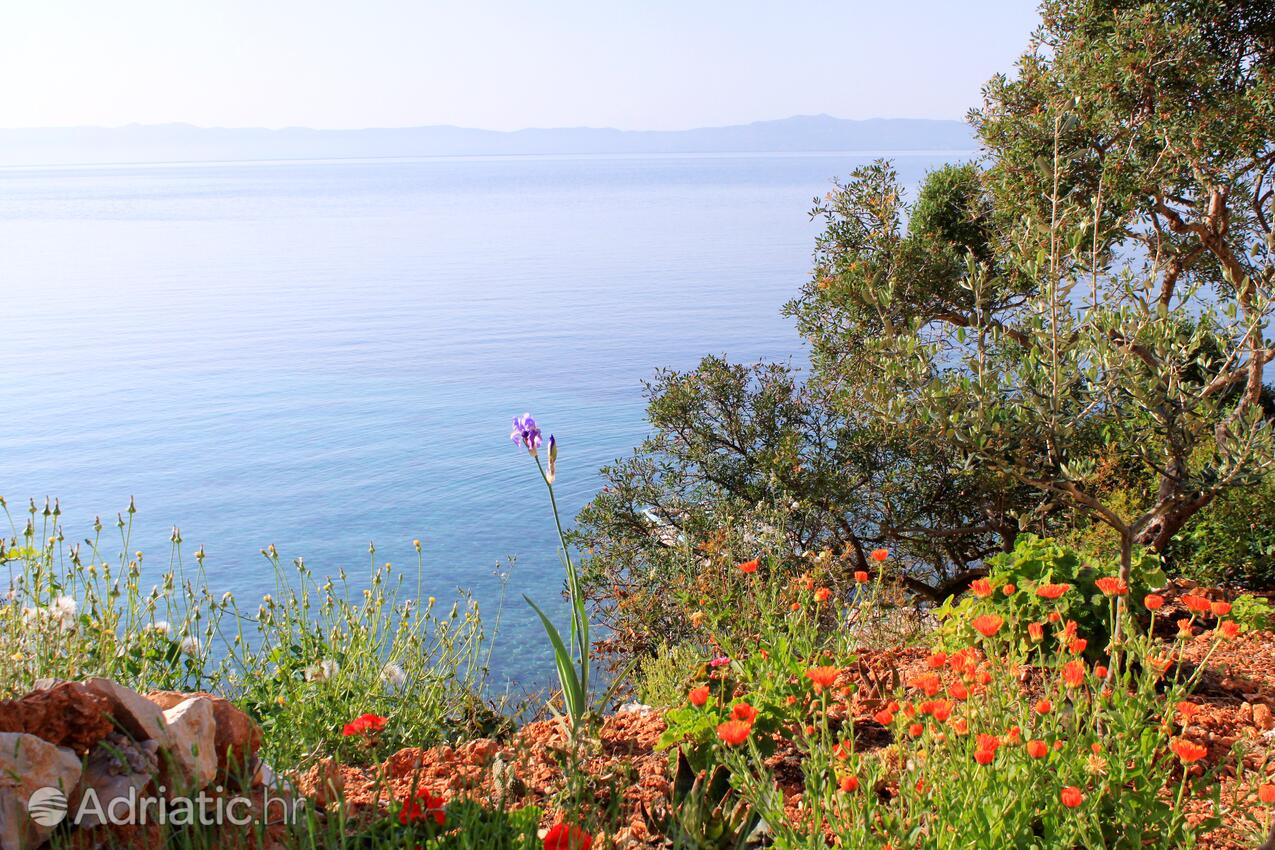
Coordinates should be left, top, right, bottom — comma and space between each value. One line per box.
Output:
179, 636, 200, 657
380, 662, 407, 690
145, 620, 173, 637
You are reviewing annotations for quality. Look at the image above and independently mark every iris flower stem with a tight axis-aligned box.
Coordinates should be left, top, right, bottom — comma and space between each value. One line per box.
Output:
534, 453, 589, 697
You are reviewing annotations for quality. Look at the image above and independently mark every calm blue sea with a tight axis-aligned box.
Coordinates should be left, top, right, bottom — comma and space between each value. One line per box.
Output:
0, 151, 963, 683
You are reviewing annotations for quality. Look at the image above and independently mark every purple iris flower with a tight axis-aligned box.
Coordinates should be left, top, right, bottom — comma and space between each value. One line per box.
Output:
510, 413, 542, 455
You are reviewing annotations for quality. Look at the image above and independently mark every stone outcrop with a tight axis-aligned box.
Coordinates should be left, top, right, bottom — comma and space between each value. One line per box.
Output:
146, 691, 262, 784
0, 683, 113, 754
0, 731, 83, 850
0, 680, 271, 850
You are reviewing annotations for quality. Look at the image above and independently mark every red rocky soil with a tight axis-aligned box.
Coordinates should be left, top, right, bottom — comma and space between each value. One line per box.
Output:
295, 628, 1275, 849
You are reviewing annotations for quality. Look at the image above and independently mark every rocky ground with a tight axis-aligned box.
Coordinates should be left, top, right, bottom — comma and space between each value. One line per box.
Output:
3, 603, 1272, 849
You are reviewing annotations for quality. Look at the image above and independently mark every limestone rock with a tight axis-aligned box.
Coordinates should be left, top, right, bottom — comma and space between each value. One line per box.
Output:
146, 692, 261, 783
83, 679, 170, 745
0, 732, 82, 850
1255, 702, 1274, 731
70, 732, 158, 830
160, 697, 218, 791
0, 682, 113, 754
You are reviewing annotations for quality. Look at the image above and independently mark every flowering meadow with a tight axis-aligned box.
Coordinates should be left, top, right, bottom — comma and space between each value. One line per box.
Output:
3, 408, 1273, 850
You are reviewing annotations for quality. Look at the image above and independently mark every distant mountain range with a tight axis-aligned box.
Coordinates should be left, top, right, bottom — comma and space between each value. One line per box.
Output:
0, 115, 975, 167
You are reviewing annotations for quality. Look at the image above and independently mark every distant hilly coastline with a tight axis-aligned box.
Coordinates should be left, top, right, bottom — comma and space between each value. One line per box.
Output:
0, 115, 975, 167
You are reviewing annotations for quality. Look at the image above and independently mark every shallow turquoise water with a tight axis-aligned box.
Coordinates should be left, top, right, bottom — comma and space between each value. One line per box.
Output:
0, 151, 963, 682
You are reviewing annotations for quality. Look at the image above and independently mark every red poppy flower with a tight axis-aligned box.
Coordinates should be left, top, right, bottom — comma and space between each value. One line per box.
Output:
970, 578, 994, 598
974, 748, 995, 765
1170, 737, 1208, 764
399, 789, 446, 826
689, 685, 710, 707
869, 548, 889, 562
805, 666, 840, 691
839, 775, 860, 793
1060, 787, 1084, 808
1094, 576, 1128, 596
1259, 784, 1275, 804
1036, 583, 1071, 600
971, 614, 1004, 637
737, 558, 759, 574
731, 702, 759, 723
976, 733, 1002, 753
854, 570, 870, 583
716, 719, 752, 746
544, 822, 593, 850
1144, 594, 1165, 610
1182, 594, 1212, 614
342, 713, 388, 737
1026, 739, 1048, 759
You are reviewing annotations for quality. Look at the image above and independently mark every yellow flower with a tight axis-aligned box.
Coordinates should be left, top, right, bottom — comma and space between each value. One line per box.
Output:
275, 695, 286, 707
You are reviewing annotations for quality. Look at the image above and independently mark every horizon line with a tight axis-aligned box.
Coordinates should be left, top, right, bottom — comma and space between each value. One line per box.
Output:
0, 113, 971, 135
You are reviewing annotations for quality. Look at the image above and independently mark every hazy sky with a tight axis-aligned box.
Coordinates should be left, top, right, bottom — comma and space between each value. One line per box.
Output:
1, 0, 1042, 131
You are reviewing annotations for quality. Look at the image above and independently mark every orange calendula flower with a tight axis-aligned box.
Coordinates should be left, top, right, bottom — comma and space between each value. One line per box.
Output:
1182, 594, 1212, 614
1177, 701, 1200, 721
869, 548, 889, 562
971, 614, 1004, 637
1063, 660, 1086, 688
948, 680, 969, 701
1001, 583, 1016, 596
854, 570, 869, 583
1144, 594, 1165, 610
911, 672, 942, 696
1028, 622, 1045, 642
951, 718, 969, 735
1094, 664, 1108, 678
731, 702, 759, 723
974, 748, 995, 765
716, 719, 752, 746
689, 685, 710, 707
1259, 784, 1275, 804
976, 734, 1002, 753
908, 723, 924, 738
1177, 618, 1194, 636
1210, 600, 1231, 617
1007, 726, 1022, 744
1094, 576, 1128, 596
873, 708, 894, 725
1068, 638, 1088, 655
1218, 621, 1239, 639
814, 587, 832, 603
805, 666, 840, 691
1036, 583, 1071, 600
926, 651, 947, 669
737, 558, 759, 574
970, 578, 994, 598
1026, 739, 1048, 759
1060, 786, 1084, 808
839, 775, 860, 793
1170, 737, 1208, 763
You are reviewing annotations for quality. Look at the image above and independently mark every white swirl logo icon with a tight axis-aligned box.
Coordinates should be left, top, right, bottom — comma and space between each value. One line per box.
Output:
27, 787, 68, 827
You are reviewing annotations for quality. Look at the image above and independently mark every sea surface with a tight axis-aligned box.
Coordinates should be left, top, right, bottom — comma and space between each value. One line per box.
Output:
0, 151, 964, 684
